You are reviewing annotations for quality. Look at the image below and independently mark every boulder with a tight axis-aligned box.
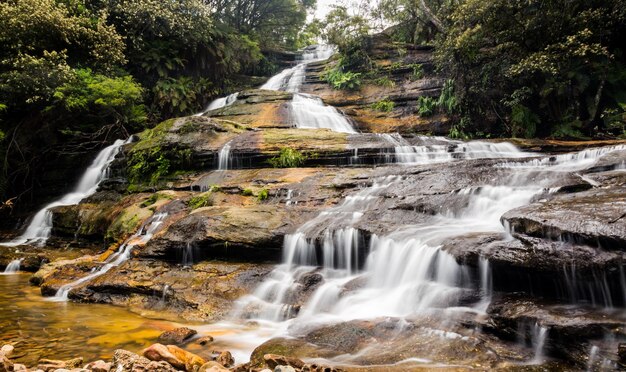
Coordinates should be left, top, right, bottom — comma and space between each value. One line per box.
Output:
111, 349, 174, 372
143, 343, 205, 372
0, 345, 14, 358
83, 360, 112, 372
198, 361, 229, 372
215, 351, 234, 368
263, 354, 305, 370
157, 327, 197, 345
196, 336, 214, 346
37, 357, 83, 371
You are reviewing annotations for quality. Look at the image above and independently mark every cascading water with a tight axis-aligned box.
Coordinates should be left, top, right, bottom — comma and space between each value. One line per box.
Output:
50, 212, 168, 301
219, 142, 626, 365
2, 139, 129, 247
217, 141, 232, 170
2, 258, 23, 275
195, 92, 239, 116
260, 45, 356, 134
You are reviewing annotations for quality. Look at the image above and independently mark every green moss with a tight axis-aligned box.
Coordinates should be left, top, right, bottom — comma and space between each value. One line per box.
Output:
257, 188, 269, 201
268, 147, 307, 168
241, 188, 254, 196
188, 192, 213, 210
140, 192, 172, 208
373, 76, 395, 88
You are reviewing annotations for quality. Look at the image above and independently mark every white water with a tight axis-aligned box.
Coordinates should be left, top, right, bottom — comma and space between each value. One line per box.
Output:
290, 94, 356, 133
1, 258, 23, 275
195, 92, 239, 116
200, 140, 626, 365
500, 144, 626, 171
50, 212, 168, 301
2, 139, 129, 247
217, 141, 232, 170
260, 45, 356, 133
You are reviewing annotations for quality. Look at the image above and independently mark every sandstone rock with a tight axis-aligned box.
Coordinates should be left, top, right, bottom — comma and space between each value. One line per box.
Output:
1, 354, 13, 372
37, 357, 83, 372
263, 354, 304, 370
198, 361, 229, 372
196, 336, 214, 346
273, 366, 296, 372
12, 364, 27, 371
0, 345, 13, 358
617, 343, 626, 366
158, 327, 198, 345
216, 351, 234, 368
111, 349, 153, 372
84, 360, 112, 372
143, 343, 205, 372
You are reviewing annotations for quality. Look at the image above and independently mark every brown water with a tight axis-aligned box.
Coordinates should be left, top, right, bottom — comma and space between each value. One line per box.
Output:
0, 274, 181, 366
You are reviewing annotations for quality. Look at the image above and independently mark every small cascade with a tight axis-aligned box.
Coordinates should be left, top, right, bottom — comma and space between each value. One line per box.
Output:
380, 134, 530, 164
587, 345, 599, 371
160, 284, 170, 306
476, 257, 493, 310
501, 144, 626, 171
50, 212, 168, 301
530, 323, 548, 364
290, 94, 356, 133
182, 242, 194, 267
261, 46, 334, 92
2, 258, 23, 275
196, 92, 239, 116
217, 141, 232, 170
2, 138, 130, 247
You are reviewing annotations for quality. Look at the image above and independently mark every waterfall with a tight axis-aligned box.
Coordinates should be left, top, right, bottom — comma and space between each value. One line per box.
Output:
500, 144, 626, 171
260, 45, 357, 133
2, 258, 23, 275
290, 94, 356, 133
2, 138, 129, 247
50, 212, 168, 301
217, 141, 232, 170
530, 323, 548, 364
196, 92, 239, 116
182, 242, 194, 267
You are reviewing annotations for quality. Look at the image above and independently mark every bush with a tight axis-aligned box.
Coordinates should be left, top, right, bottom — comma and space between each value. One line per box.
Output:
242, 188, 254, 196
257, 188, 269, 201
371, 99, 395, 112
411, 64, 424, 80
322, 68, 362, 91
417, 96, 437, 117
373, 77, 395, 88
268, 147, 307, 168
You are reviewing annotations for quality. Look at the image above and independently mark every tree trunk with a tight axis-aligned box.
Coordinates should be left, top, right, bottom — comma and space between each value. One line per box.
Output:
418, 0, 445, 33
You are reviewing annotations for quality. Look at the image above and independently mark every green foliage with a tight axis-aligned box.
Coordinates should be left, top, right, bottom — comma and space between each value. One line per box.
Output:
374, 77, 396, 88
417, 96, 437, 117
257, 188, 269, 201
242, 188, 254, 196
140, 192, 172, 208
268, 148, 307, 168
153, 76, 213, 116
437, 80, 457, 114
371, 99, 395, 112
188, 192, 213, 209
322, 68, 362, 91
411, 64, 424, 80
437, 0, 626, 138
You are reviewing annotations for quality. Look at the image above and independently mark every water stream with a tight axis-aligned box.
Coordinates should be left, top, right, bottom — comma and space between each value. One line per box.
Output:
1, 139, 129, 247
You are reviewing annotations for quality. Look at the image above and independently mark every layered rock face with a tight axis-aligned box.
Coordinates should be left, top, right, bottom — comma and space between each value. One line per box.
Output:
2, 40, 626, 370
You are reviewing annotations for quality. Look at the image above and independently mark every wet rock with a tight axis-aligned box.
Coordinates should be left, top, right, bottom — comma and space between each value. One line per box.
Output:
37, 357, 83, 371
0, 354, 12, 372
618, 343, 626, 365
198, 361, 229, 372
196, 336, 214, 346
143, 343, 205, 372
83, 360, 112, 372
502, 186, 626, 250
263, 354, 305, 370
157, 327, 197, 345
273, 366, 296, 372
12, 364, 27, 371
111, 349, 166, 372
215, 351, 234, 367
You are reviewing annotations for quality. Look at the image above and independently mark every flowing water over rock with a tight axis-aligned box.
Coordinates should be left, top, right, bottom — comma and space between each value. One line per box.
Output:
1, 139, 129, 247
1, 258, 23, 274
51, 212, 168, 301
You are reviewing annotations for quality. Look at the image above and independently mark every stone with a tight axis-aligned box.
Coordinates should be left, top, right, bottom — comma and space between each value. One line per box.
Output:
157, 327, 198, 345
1, 354, 13, 372
274, 366, 296, 372
263, 354, 304, 370
196, 336, 214, 346
12, 364, 27, 372
83, 360, 112, 372
143, 343, 205, 372
111, 349, 153, 372
198, 361, 229, 372
0, 345, 14, 358
37, 358, 85, 372
216, 351, 234, 367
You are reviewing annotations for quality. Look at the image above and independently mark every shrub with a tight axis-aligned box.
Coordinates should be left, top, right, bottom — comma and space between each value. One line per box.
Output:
242, 188, 254, 196
373, 77, 395, 88
268, 147, 307, 168
417, 96, 437, 117
322, 68, 362, 90
257, 188, 269, 201
411, 64, 424, 80
371, 99, 395, 112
